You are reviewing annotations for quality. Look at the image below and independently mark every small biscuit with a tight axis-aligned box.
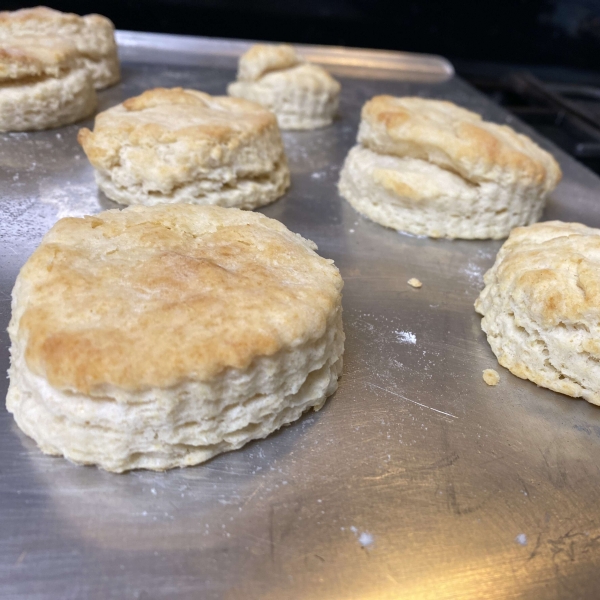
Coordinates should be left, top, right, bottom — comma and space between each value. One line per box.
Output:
475, 221, 600, 405
338, 96, 562, 239
0, 36, 96, 132
0, 6, 119, 89
228, 44, 341, 130
7, 204, 345, 472
78, 88, 290, 208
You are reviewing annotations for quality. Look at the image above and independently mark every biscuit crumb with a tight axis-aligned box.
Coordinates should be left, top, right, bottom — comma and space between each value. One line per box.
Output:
483, 369, 500, 386
408, 278, 422, 288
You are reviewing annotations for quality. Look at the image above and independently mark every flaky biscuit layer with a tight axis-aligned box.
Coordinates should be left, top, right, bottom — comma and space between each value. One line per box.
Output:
338, 145, 546, 239
476, 221, 600, 405
0, 63, 96, 132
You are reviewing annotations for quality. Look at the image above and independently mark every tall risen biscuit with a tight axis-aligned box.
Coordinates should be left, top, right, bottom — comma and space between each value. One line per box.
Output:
475, 221, 600, 405
228, 44, 341, 130
7, 204, 345, 472
338, 96, 562, 239
0, 36, 96, 132
78, 88, 290, 208
0, 6, 119, 89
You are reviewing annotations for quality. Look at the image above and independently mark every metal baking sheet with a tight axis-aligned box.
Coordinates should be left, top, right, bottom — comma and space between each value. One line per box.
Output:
2, 32, 600, 600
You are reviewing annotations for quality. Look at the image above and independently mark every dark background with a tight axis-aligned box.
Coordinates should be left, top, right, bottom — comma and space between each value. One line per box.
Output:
5, 0, 600, 72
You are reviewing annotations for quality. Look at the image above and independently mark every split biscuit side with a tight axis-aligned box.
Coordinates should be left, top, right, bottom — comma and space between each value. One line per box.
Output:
476, 221, 600, 405
338, 96, 562, 239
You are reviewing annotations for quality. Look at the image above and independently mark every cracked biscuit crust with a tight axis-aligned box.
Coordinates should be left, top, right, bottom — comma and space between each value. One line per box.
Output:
78, 88, 290, 208
7, 205, 345, 471
475, 221, 600, 405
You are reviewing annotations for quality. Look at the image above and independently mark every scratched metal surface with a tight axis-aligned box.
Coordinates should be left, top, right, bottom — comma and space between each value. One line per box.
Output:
2, 34, 600, 600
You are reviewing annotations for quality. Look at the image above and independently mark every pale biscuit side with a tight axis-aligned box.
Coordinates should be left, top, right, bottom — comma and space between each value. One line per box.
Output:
338, 145, 545, 239
8, 310, 344, 472
0, 37, 96, 132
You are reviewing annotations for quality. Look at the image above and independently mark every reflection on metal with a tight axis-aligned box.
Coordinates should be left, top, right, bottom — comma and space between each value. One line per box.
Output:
2, 33, 600, 599
115, 30, 455, 82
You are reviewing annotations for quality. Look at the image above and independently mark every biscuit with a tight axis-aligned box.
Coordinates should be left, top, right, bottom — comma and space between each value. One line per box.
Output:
7, 204, 345, 472
0, 36, 96, 132
338, 96, 562, 239
475, 221, 600, 405
78, 88, 291, 208
0, 6, 119, 89
228, 44, 341, 130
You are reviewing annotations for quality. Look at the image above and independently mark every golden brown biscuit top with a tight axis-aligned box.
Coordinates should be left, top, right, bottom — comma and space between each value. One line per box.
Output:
0, 6, 116, 59
359, 95, 562, 191
237, 44, 300, 82
0, 36, 79, 81
77, 88, 281, 173
479, 221, 600, 330
14, 204, 343, 395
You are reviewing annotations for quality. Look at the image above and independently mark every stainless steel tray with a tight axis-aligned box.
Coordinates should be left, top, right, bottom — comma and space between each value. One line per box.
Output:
2, 32, 600, 600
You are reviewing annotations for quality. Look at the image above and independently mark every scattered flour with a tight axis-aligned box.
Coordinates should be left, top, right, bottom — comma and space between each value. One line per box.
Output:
349, 526, 375, 548
515, 533, 527, 546
39, 182, 104, 220
394, 330, 416, 344
463, 261, 485, 286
